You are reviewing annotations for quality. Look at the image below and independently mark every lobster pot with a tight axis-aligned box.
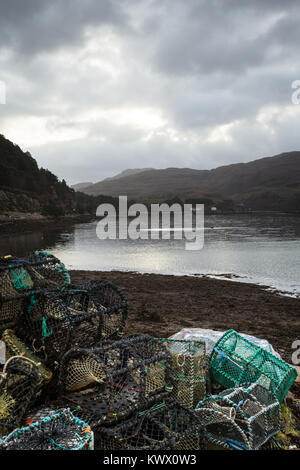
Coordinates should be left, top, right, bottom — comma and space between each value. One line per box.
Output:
98, 398, 206, 450
58, 335, 172, 427
0, 409, 93, 450
161, 338, 206, 408
195, 383, 281, 450
0, 356, 43, 435
16, 280, 127, 365
86, 280, 128, 339
26, 251, 71, 286
24, 406, 67, 426
2, 329, 52, 384
210, 329, 297, 403
0, 260, 33, 332
0, 252, 70, 332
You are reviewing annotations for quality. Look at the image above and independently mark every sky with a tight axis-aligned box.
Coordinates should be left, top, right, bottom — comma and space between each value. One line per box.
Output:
0, 0, 300, 185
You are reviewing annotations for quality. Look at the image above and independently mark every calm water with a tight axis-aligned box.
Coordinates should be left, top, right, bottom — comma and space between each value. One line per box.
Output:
0, 214, 300, 297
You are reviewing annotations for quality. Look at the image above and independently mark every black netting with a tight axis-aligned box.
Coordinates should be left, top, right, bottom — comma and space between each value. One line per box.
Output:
16, 280, 127, 365
97, 398, 206, 450
0, 408, 93, 450
0, 356, 44, 435
24, 406, 66, 426
0, 252, 70, 332
57, 334, 172, 427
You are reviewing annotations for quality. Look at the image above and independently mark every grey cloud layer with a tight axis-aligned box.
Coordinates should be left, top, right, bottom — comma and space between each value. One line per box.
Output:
0, 0, 299, 184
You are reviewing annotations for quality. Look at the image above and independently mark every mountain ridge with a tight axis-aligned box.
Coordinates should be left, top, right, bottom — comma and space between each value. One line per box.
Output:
103, 167, 155, 182
80, 151, 300, 212
1, 132, 299, 213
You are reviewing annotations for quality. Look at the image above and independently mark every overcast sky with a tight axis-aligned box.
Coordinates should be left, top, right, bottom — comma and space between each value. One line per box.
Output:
0, 0, 299, 184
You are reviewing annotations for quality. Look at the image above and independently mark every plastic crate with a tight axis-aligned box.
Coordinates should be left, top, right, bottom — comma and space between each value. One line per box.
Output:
210, 329, 297, 403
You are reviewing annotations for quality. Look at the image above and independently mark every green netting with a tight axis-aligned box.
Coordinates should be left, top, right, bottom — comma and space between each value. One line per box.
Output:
0, 252, 70, 332
16, 280, 128, 365
28, 251, 71, 285
160, 338, 206, 408
210, 329, 298, 403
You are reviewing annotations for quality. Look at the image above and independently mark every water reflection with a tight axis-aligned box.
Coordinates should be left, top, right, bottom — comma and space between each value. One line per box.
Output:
0, 214, 299, 296
0, 227, 75, 258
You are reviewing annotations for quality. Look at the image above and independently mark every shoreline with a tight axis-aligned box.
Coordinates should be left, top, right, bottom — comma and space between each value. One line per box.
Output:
0, 210, 299, 236
70, 269, 300, 365
69, 267, 300, 300
0, 214, 94, 235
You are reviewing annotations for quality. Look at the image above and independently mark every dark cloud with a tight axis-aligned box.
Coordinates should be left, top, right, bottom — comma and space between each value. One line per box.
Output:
0, 0, 128, 55
0, 0, 299, 184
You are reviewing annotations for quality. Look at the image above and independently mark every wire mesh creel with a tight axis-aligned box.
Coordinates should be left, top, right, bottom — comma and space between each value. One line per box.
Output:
0, 408, 93, 450
160, 338, 206, 408
97, 398, 207, 450
210, 329, 297, 403
57, 334, 173, 427
0, 356, 44, 435
25, 251, 71, 286
1, 329, 53, 384
0, 252, 70, 332
16, 279, 128, 365
195, 382, 281, 450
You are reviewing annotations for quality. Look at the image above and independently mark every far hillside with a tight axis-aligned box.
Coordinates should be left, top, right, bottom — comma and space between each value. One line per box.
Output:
81, 152, 300, 213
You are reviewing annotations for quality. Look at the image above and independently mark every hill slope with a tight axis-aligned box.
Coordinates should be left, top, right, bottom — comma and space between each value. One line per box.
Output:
0, 134, 77, 214
71, 182, 93, 191
0, 134, 120, 215
82, 152, 300, 212
103, 168, 154, 182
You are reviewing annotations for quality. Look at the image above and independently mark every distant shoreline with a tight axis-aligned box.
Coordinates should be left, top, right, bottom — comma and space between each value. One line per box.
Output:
0, 213, 94, 235
0, 208, 299, 241
0, 210, 299, 236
